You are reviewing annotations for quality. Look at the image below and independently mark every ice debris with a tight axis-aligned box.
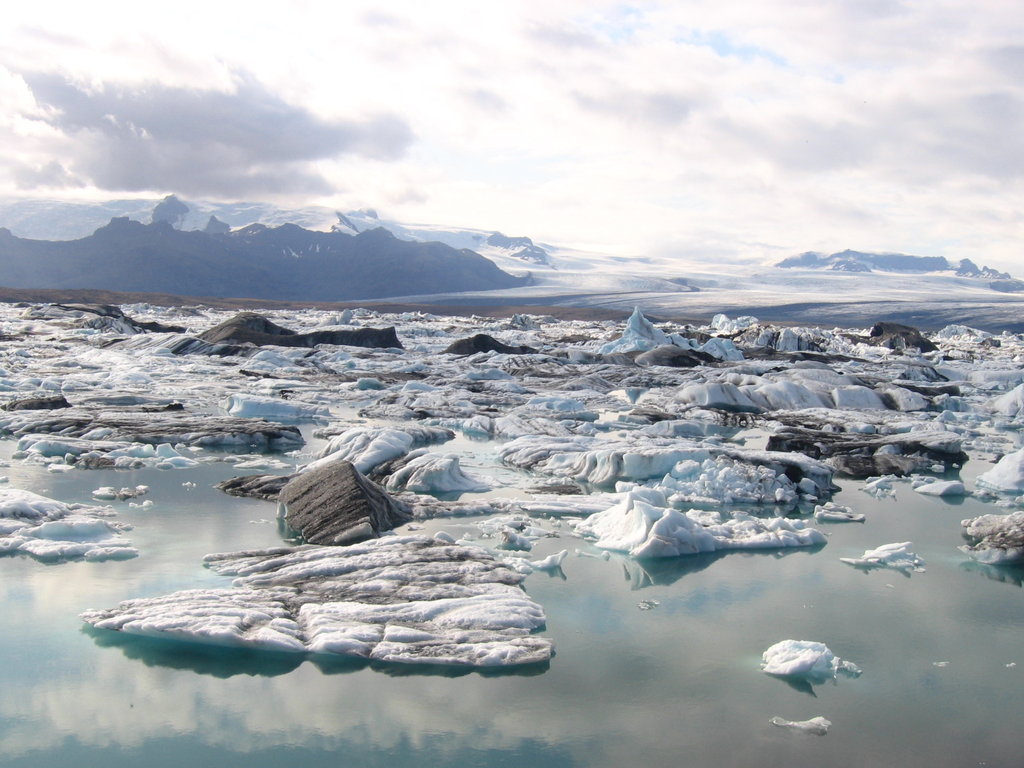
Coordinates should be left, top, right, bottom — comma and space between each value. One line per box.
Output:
0, 488, 137, 562
81, 536, 552, 667
769, 715, 831, 735
840, 541, 925, 573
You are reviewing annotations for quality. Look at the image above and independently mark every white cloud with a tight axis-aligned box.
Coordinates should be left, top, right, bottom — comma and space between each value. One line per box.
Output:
1, 1, 1023, 271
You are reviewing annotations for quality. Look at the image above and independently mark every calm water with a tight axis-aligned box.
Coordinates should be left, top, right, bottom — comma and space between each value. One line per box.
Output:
1, 438, 1022, 768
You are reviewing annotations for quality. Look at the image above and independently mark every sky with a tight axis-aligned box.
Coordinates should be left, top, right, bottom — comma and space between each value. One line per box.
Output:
1, 0, 1023, 271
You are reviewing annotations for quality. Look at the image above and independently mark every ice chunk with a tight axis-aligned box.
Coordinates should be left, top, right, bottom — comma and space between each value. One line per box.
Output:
573, 492, 825, 559
769, 715, 831, 735
840, 541, 924, 572
311, 426, 453, 474
221, 394, 330, 421
83, 536, 552, 668
913, 480, 967, 497
976, 448, 1024, 492
813, 502, 865, 522
0, 488, 137, 562
761, 639, 861, 682
385, 453, 490, 494
960, 511, 1024, 564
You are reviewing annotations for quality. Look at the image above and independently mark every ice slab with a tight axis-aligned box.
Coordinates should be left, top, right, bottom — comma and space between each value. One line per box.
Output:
82, 535, 552, 668
840, 541, 925, 572
769, 715, 831, 735
0, 488, 137, 562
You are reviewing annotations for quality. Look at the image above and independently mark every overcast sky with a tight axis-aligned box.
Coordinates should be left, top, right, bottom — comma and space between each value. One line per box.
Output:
2, 1, 1022, 270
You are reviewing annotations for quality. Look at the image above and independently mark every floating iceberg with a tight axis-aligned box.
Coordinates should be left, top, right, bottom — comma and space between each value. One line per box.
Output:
769, 715, 831, 735
572, 492, 825, 559
761, 639, 861, 682
960, 511, 1024, 565
976, 449, 1024, 492
840, 541, 925, 572
82, 536, 552, 667
0, 488, 137, 562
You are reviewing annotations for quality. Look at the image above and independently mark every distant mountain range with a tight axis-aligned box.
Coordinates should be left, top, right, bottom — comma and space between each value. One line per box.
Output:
778, 249, 1013, 281
0, 201, 526, 301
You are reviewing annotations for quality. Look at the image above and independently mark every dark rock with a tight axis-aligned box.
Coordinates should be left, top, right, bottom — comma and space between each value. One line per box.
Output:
767, 426, 967, 479
635, 345, 717, 368
278, 461, 411, 545
865, 322, 938, 353
151, 195, 189, 227
203, 215, 231, 235
217, 473, 292, 500
3, 394, 71, 411
0, 408, 303, 450
199, 312, 402, 349
443, 333, 536, 355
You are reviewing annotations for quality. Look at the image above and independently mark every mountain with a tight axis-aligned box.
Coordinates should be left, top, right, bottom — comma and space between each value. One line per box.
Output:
0, 217, 526, 301
777, 249, 1011, 279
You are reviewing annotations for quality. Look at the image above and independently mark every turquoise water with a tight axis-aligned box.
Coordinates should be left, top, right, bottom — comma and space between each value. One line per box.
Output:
1, 446, 1023, 768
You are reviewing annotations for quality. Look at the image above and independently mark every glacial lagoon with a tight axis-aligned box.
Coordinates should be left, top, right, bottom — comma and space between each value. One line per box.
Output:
1, 304, 1023, 767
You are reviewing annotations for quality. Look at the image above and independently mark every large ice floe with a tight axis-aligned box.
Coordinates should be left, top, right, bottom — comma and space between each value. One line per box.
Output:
0, 488, 137, 561
81, 536, 552, 667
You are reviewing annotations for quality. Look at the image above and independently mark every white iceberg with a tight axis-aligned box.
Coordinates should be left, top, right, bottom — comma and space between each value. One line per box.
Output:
82, 536, 552, 667
0, 488, 137, 562
761, 639, 861, 682
840, 541, 925, 572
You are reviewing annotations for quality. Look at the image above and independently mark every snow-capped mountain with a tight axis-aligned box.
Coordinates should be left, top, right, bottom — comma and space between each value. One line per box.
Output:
2, 195, 1023, 331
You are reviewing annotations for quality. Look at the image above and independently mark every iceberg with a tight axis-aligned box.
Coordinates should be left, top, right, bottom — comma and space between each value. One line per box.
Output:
761, 639, 861, 682
82, 536, 552, 667
0, 488, 137, 562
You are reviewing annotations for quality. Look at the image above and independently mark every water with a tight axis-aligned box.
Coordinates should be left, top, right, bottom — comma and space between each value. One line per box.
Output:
2, 446, 1023, 767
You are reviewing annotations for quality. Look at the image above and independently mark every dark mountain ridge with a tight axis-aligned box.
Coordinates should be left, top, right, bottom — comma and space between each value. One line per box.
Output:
778, 249, 1012, 280
0, 218, 526, 301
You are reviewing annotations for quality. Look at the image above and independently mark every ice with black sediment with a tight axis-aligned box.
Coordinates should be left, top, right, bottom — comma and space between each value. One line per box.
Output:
81, 535, 552, 667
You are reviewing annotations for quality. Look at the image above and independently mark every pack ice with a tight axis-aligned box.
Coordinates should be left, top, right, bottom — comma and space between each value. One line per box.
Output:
1, 299, 1023, 672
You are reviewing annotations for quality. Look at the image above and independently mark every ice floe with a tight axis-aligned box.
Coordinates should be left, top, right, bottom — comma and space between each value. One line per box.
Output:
769, 715, 831, 735
840, 541, 925, 572
82, 536, 552, 667
0, 488, 137, 561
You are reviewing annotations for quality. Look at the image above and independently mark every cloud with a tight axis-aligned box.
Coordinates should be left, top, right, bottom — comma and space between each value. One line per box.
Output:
15, 72, 415, 197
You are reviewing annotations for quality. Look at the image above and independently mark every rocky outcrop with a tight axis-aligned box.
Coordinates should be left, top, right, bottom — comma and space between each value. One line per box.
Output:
199, 312, 402, 349
217, 473, 292, 500
864, 322, 937, 353
767, 426, 967, 478
635, 345, 717, 368
2, 394, 71, 411
443, 333, 536, 355
278, 461, 412, 545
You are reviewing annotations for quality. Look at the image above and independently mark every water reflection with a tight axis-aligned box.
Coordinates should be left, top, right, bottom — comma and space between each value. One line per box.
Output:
960, 560, 1024, 587
83, 625, 552, 680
